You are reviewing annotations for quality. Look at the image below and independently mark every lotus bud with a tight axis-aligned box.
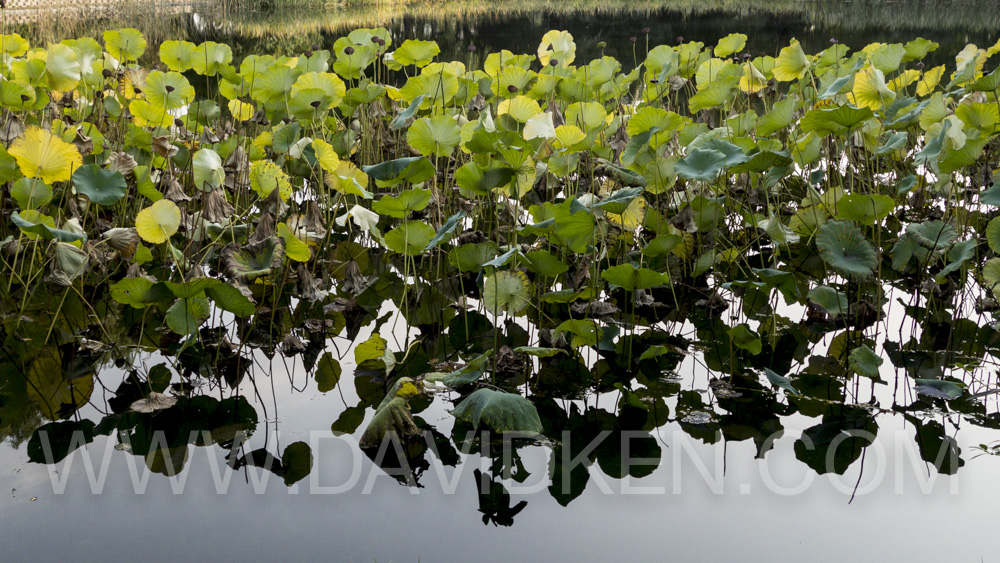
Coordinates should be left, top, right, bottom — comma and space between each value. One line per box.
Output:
596, 41, 606, 49
467, 44, 477, 52
641, 27, 651, 34
830, 37, 838, 44
629, 36, 637, 44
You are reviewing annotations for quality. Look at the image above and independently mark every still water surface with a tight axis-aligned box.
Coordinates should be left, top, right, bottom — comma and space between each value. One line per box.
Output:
3, 1, 1000, 561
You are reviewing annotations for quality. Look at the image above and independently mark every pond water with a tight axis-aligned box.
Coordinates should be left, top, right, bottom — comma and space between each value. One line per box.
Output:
3, 1, 1000, 561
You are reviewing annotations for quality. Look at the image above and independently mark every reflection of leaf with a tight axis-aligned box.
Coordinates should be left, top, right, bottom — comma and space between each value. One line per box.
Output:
130, 392, 178, 413
281, 442, 313, 486
315, 352, 342, 393
914, 379, 963, 400
451, 388, 543, 435
27, 348, 94, 420
764, 367, 800, 396
223, 237, 285, 282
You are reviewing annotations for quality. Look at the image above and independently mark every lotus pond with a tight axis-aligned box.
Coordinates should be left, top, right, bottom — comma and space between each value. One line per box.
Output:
4, 4, 1000, 561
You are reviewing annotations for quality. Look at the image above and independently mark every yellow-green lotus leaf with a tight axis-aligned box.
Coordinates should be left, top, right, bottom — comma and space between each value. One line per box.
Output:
135, 199, 181, 244
129, 100, 173, 128
484, 50, 534, 75
191, 41, 233, 76
695, 58, 735, 90
554, 125, 588, 150
917, 65, 945, 97
311, 139, 340, 173
407, 115, 461, 158
715, 33, 747, 57
773, 38, 810, 81
498, 95, 541, 123
44, 43, 81, 92
228, 99, 255, 121
565, 101, 607, 131
144, 71, 194, 110
250, 160, 292, 201
9, 126, 82, 184
537, 29, 575, 67
292, 72, 346, 106
104, 28, 146, 61
888, 69, 920, 92
849, 65, 895, 110
159, 40, 197, 72
604, 195, 646, 232
1, 33, 29, 57
739, 61, 768, 94
393, 39, 440, 67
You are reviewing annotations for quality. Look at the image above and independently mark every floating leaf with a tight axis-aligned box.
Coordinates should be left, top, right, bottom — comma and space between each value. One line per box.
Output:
451, 388, 543, 435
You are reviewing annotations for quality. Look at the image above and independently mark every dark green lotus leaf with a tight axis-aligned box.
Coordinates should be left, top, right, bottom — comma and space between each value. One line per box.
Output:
442, 351, 493, 388
448, 241, 499, 272
451, 388, 543, 435
362, 156, 435, 185
849, 345, 885, 382
594, 187, 644, 214
110, 277, 174, 308
815, 220, 878, 279
454, 162, 515, 197
72, 164, 127, 206
594, 160, 646, 187
165, 297, 211, 335
675, 147, 727, 182
11, 212, 87, 243
601, 263, 669, 291
807, 285, 849, 315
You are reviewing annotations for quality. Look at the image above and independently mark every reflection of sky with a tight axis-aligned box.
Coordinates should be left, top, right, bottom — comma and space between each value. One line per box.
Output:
2, 299, 999, 561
